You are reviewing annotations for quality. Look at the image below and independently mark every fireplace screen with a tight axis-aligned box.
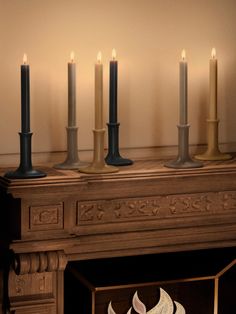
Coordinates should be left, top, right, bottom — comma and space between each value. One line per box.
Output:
65, 247, 235, 314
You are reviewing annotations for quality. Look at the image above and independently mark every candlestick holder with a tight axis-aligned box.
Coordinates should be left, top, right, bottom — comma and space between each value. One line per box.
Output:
195, 119, 232, 161
105, 123, 133, 166
54, 126, 88, 169
165, 124, 203, 169
79, 128, 119, 174
4, 132, 46, 179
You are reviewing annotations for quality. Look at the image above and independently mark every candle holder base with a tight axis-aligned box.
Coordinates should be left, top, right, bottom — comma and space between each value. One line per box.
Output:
165, 158, 203, 169
194, 119, 232, 161
105, 123, 133, 166
4, 132, 46, 179
164, 124, 203, 169
54, 161, 88, 170
79, 129, 119, 174
195, 152, 232, 161
54, 126, 88, 170
105, 155, 133, 166
4, 168, 46, 179
79, 163, 119, 174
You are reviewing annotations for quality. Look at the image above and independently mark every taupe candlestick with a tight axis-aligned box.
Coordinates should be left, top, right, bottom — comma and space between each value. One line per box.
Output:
195, 48, 231, 161
179, 49, 188, 125
68, 52, 76, 127
54, 52, 88, 169
79, 52, 118, 174
54, 126, 88, 169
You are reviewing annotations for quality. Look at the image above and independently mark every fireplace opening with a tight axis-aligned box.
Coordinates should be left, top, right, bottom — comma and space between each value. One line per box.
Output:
64, 247, 236, 314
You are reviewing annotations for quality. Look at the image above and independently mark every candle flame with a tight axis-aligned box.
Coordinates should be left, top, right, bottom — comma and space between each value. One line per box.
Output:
181, 49, 186, 61
97, 51, 102, 63
112, 48, 116, 60
70, 51, 75, 62
211, 48, 216, 59
23, 53, 28, 65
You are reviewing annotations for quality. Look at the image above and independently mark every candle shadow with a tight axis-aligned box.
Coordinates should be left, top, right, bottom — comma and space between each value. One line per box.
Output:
117, 70, 132, 150
195, 87, 208, 152
220, 60, 236, 152
33, 75, 66, 153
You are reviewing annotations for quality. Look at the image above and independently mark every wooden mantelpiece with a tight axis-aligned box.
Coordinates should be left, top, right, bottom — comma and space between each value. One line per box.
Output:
1, 157, 236, 313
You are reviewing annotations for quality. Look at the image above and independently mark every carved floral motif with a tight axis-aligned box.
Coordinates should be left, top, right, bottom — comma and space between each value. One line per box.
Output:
77, 191, 236, 225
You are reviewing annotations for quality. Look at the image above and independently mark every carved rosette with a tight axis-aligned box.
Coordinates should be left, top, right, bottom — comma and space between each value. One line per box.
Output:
13, 250, 67, 275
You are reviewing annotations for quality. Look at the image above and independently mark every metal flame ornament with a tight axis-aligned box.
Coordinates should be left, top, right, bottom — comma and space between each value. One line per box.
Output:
132, 291, 147, 314
174, 301, 186, 314
133, 288, 174, 314
108, 288, 186, 314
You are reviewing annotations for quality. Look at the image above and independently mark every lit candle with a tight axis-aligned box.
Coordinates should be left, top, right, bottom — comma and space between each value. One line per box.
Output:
95, 51, 103, 129
68, 51, 76, 126
179, 49, 188, 125
21, 53, 30, 133
109, 48, 118, 123
209, 48, 217, 120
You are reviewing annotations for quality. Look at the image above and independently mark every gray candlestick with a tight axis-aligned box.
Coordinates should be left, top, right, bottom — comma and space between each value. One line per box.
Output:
165, 124, 203, 169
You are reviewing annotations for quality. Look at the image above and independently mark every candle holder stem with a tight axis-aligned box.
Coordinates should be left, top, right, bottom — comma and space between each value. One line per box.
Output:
4, 132, 46, 179
54, 126, 88, 169
165, 124, 203, 169
105, 122, 133, 166
79, 129, 118, 174
195, 119, 232, 160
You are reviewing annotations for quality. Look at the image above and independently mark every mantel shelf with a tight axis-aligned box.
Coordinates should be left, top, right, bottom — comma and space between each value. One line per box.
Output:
0, 155, 236, 314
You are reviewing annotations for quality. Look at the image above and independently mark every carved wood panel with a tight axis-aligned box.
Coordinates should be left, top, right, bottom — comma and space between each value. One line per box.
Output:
77, 191, 236, 225
29, 203, 64, 231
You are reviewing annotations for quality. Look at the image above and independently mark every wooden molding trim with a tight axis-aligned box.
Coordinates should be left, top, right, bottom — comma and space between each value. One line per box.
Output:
13, 250, 67, 275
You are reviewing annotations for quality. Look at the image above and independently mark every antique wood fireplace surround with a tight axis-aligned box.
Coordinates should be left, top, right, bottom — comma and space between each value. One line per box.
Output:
0, 157, 236, 313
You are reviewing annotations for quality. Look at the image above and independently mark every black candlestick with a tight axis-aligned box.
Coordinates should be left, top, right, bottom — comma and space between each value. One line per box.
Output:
105, 50, 133, 166
4, 55, 46, 179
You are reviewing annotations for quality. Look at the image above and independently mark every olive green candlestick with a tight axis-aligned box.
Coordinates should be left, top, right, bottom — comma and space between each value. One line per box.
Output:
79, 129, 119, 174
196, 48, 232, 161
79, 51, 118, 174
195, 119, 232, 161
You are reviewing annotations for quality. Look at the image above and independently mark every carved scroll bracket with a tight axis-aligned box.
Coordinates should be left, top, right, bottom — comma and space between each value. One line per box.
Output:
12, 250, 68, 275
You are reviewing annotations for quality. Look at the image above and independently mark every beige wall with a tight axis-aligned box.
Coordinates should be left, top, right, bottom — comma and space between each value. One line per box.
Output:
0, 0, 236, 161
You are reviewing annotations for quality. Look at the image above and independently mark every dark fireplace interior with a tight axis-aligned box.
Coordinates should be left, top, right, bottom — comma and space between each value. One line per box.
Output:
64, 246, 236, 314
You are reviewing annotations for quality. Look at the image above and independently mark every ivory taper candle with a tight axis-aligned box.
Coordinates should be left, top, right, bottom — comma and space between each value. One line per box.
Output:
95, 51, 103, 129
179, 49, 188, 125
68, 51, 76, 127
209, 48, 217, 120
